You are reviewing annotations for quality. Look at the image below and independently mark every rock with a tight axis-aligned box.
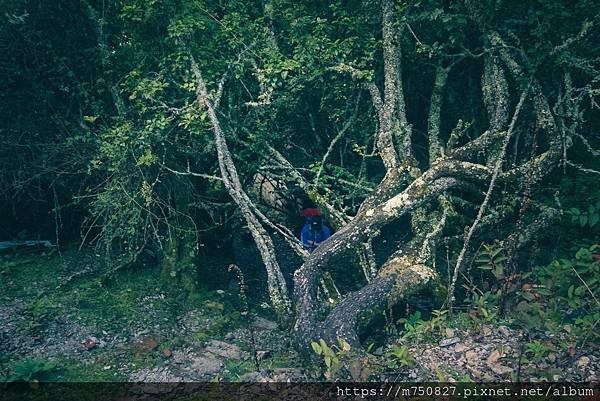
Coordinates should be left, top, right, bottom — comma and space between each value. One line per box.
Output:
454, 344, 468, 353
486, 349, 503, 365
576, 356, 590, 368
465, 351, 479, 364
271, 368, 303, 382
498, 326, 511, 336
238, 371, 263, 382
172, 350, 187, 364
204, 340, 242, 360
489, 364, 513, 376
440, 337, 460, 347
482, 325, 493, 336
130, 367, 182, 383
251, 317, 278, 331
190, 354, 223, 376
257, 350, 270, 360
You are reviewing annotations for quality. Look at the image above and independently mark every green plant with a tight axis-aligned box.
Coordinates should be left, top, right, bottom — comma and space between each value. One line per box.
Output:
475, 244, 508, 281
428, 309, 449, 335
525, 340, 553, 364
20, 295, 58, 331
224, 360, 256, 380
566, 203, 600, 228
469, 291, 500, 323
395, 309, 448, 341
523, 245, 600, 337
397, 311, 424, 340
385, 345, 413, 368
310, 338, 351, 379
2, 359, 59, 383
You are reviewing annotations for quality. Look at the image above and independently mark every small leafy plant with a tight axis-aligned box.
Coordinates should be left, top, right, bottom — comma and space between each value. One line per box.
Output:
311, 338, 351, 379
2, 359, 59, 384
385, 345, 414, 368
518, 245, 600, 336
469, 291, 500, 323
20, 295, 58, 331
525, 340, 553, 364
566, 203, 600, 228
476, 244, 508, 281
398, 311, 424, 340
397, 309, 448, 340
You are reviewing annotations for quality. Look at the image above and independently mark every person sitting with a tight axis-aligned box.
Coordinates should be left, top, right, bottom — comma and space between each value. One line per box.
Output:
300, 208, 331, 252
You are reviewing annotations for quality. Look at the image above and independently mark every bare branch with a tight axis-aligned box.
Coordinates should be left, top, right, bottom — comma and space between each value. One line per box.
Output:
161, 163, 223, 181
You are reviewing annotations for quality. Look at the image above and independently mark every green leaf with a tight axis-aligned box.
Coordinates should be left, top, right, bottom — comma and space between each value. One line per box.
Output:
491, 247, 503, 258
589, 213, 599, 227
319, 339, 333, 356
493, 265, 504, 279
311, 341, 322, 355
568, 285, 574, 298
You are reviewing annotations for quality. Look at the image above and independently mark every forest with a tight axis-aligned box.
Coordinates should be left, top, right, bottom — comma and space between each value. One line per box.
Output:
1, 0, 600, 392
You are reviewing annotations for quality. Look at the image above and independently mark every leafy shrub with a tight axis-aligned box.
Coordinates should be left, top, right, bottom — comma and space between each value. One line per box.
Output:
566, 203, 600, 228
514, 245, 600, 336
2, 359, 59, 383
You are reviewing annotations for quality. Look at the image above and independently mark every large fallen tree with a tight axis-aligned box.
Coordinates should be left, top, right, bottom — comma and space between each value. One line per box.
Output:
186, 0, 599, 352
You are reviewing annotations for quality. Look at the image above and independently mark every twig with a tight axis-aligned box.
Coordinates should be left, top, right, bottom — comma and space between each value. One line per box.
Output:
160, 163, 223, 181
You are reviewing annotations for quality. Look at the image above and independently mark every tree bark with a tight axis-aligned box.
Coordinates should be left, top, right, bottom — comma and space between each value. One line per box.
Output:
192, 59, 292, 324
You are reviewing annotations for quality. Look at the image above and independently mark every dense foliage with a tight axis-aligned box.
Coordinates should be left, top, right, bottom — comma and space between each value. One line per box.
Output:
1, 0, 599, 358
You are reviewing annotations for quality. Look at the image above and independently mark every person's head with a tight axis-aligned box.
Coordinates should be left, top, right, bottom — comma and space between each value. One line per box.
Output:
306, 215, 322, 230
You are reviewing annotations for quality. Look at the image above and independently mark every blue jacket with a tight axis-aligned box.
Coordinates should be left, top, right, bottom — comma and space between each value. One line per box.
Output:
301, 219, 331, 252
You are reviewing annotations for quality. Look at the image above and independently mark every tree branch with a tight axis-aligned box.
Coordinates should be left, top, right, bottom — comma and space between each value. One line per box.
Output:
191, 57, 291, 322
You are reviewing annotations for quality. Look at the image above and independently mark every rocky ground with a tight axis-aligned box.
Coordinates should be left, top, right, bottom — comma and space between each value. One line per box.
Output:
384, 325, 599, 382
1, 250, 598, 384
127, 316, 306, 382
